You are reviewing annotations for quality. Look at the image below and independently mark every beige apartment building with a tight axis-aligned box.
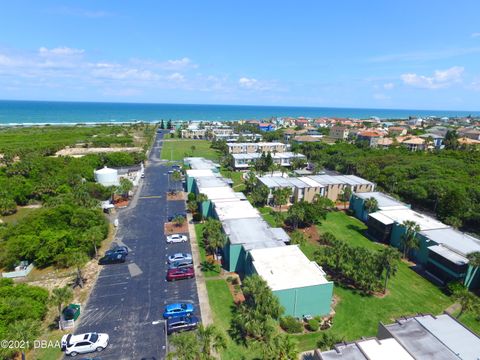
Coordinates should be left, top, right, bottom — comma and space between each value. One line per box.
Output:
227, 142, 287, 154
329, 126, 349, 140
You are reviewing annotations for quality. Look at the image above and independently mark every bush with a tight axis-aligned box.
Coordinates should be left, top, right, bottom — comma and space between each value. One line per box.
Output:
280, 316, 303, 333
187, 193, 196, 202
192, 212, 203, 222
307, 319, 319, 331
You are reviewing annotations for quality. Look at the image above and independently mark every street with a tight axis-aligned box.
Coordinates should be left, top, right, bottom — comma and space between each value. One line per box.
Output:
74, 131, 200, 360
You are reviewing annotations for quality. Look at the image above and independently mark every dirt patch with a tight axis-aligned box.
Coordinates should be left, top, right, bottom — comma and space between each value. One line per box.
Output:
54, 146, 142, 157
167, 191, 186, 201
164, 221, 189, 235
290, 225, 321, 244
225, 274, 245, 304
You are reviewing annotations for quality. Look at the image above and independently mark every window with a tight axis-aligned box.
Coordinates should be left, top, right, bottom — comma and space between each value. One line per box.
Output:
75, 342, 90, 347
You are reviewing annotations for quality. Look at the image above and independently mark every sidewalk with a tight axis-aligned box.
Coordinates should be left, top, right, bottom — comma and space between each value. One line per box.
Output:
187, 213, 214, 325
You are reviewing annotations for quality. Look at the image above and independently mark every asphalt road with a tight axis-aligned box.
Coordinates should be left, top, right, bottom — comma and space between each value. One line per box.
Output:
73, 131, 200, 360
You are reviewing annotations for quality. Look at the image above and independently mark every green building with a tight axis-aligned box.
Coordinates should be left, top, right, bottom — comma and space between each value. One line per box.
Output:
349, 191, 409, 222
248, 245, 334, 317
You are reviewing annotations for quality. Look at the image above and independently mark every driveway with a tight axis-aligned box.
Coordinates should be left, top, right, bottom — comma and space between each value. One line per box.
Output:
73, 131, 200, 360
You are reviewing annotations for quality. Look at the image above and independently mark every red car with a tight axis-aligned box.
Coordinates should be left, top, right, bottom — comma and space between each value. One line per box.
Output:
166, 267, 195, 281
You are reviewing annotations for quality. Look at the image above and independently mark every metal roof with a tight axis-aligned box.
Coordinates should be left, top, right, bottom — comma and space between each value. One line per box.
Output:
354, 192, 409, 209
384, 317, 460, 360
370, 209, 449, 231
428, 245, 469, 266
222, 218, 288, 246
421, 227, 480, 257
317, 344, 367, 360
415, 314, 480, 360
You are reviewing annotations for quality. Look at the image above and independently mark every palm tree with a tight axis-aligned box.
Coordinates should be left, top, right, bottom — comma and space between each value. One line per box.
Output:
450, 284, 478, 318
197, 324, 227, 357
7, 319, 40, 360
167, 331, 199, 360
262, 334, 299, 360
338, 186, 352, 209
364, 197, 379, 214
400, 220, 420, 259
50, 286, 74, 329
378, 247, 401, 293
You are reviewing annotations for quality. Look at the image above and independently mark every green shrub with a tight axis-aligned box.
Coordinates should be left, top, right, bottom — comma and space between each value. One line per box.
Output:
307, 319, 319, 331
187, 193, 196, 202
280, 316, 303, 333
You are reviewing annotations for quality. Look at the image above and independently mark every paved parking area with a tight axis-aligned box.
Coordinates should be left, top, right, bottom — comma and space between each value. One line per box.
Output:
73, 131, 200, 360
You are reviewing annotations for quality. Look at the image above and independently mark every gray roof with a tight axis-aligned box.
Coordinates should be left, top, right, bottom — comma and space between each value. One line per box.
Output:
222, 218, 289, 246
308, 174, 373, 186
354, 192, 409, 209
317, 343, 367, 360
384, 317, 460, 360
415, 314, 480, 360
258, 176, 311, 189
420, 227, 480, 257
428, 245, 468, 266
184, 157, 219, 170
196, 176, 230, 189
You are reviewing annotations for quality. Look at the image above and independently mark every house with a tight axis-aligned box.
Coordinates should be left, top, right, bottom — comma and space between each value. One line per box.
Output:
181, 128, 207, 139
227, 142, 286, 154
258, 123, 276, 132
231, 152, 306, 169
258, 176, 325, 204
356, 130, 383, 147
292, 135, 322, 144
308, 174, 375, 202
295, 118, 309, 128
458, 137, 480, 146
397, 136, 426, 151
387, 126, 408, 136
349, 191, 409, 222
377, 137, 394, 148
458, 128, 480, 141
246, 245, 334, 317
420, 133, 444, 149
329, 126, 349, 141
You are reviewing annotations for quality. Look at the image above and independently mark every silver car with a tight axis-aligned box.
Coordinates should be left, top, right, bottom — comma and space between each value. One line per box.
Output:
168, 253, 193, 264
166, 234, 188, 243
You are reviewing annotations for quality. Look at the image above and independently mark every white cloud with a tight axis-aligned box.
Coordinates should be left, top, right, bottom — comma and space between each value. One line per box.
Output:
39, 47, 85, 56
91, 63, 159, 81
373, 93, 390, 100
239, 77, 259, 89
383, 82, 394, 90
369, 48, 480, 62
401, 66, 464, 89
472, 33, 480, 38
132, 57, 197, 70
167, 72, 185, 82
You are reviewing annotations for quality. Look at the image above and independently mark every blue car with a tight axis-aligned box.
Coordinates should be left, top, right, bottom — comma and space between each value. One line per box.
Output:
163, 303, 195, 319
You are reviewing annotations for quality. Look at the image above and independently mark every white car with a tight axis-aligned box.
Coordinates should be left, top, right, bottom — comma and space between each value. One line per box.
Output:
61, 332, 109, 356
168, 252, 193, 264
166, 234, 188, 243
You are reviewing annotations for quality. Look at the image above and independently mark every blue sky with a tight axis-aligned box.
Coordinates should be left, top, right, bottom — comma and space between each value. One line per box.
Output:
0, 0, 479, 110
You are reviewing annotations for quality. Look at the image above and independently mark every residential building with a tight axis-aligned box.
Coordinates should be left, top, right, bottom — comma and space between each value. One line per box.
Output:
458, 128, 480, 141
349, 191, 410, 222
459, 137, 480, 146
420, 133, 444, 149
309, 174, 375, 202
398, 136, 427, 151
295, 118, 309, 128
258, 176, 325, 204
231, 152, 306, 169
181, 128, 207, 139
227, 142, 286, 154
357, 130, 383, 147
258, 123, 276, 132
388, 126, 408, 136
317, 313, 480, 360
246, 245, 334, 317
329, 126, 350, 141
291, 135, 322, 144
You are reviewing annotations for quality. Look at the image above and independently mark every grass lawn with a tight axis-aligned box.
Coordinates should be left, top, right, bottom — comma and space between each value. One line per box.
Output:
294, 211, 460, 351
220, 168, 245, 192
161, 139, 219, 161
206, 280, 260, 359
1, 207, 38, 224
194, 223, 221, 277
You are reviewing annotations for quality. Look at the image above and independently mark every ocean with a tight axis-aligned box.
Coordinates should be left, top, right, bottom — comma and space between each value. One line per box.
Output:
0, 100, 479, 125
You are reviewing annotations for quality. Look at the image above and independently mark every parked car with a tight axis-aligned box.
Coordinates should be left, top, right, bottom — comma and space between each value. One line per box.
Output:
62, 304, 81, 321
105, 245, 128, 257
167, 267, 195, 281
167, 213, 187, 222
61, 332, 109, 357
166, 315, 199, 335
168, 253, 192, 264
166, 234, 188, 243
168, 259, 193, 270
98, 253, 126, 265
163, 303, 195, 319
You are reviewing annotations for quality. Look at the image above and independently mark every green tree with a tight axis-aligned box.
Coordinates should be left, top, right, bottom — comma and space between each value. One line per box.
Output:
338, 186, 352, 209
6, 319, 41, 360
400, 220, 420, 259
197, 324, 227, 358
50, 286, 74, 329
160, 120, 165, 129
377, 247, 401, 293
167, 331, 199, 360
244, 171, 257, 194
167, 119, 173, 129
444, 130, 459, 150
173, 215, 186, 228
290, 230, 307, 246
364, 197, 379, 213
450, 283, 478, 318
190, 145, 196, 156
286, 202, 306, 229
250, 184, 269, 207
261, 334, 299, 360
316, 332, 344, 351
272, 187, 292, 211
115, 178, 133, 196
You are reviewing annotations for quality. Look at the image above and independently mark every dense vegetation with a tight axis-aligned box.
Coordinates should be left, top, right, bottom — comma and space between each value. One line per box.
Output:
0, 279, 49, 359
295, 142, 480, 233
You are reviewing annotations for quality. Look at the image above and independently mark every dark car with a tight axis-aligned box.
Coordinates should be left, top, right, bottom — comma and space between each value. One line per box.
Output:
166, 267, 194, 281
166, 315, 199, 335
63, 304, 81, 321
105, 245, 128, 257
167, 213, 187, 222
168, 259, 193, 270
98, 253, 126, 265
